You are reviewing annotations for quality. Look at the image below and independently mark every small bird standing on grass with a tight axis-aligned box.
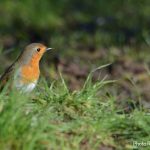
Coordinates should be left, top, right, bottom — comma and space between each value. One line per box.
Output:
0, 43, 52, 92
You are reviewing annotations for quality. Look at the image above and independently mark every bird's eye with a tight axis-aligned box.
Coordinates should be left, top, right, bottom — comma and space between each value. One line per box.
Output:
37, 48, 41, 52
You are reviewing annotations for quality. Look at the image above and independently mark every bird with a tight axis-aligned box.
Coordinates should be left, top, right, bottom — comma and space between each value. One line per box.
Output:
0, 43, 52, 92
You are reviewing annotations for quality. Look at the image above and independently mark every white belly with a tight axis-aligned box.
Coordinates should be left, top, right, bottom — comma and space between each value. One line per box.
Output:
14, 81, 37, 93
23, 83, 37, 92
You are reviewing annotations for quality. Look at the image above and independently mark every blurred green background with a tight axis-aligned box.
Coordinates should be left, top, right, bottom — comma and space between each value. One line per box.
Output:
0, 0, 150, 47
0, 0, 150, 107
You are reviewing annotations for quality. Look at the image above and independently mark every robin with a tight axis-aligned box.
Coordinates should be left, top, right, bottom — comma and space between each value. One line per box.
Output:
0, 43, 52, 92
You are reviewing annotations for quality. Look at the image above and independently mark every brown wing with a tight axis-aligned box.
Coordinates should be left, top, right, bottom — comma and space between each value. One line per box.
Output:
0, 51, 22, 91
0, 63, 15, 90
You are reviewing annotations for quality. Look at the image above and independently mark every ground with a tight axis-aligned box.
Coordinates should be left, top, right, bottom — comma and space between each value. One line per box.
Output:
0, 57, 150, 149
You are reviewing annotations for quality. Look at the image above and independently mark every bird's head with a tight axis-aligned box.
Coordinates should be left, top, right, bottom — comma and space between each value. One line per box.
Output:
19, 43, 52, 65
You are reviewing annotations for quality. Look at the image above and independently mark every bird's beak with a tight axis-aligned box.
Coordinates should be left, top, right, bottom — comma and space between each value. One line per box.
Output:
46, 48, 53, 51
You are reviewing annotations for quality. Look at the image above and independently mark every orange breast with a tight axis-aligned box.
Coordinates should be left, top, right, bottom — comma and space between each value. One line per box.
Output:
20, 52, 41, 83
21, 65, 40, 83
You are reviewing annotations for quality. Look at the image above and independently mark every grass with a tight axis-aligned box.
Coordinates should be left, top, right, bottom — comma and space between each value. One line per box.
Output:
0, 70, 150, 150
